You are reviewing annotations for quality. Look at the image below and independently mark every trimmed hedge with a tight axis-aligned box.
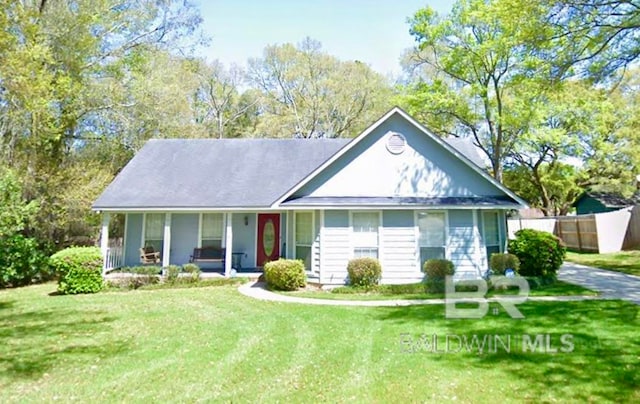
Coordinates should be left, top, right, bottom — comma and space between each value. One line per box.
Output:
0, 235, 51, 288
423, 259, 455, 293
489, 253, 521, 275
508, 229, 566, 277
50, 246, 103, 295
264, 259, 306, 291
182, 263, 201, 282
347, 257, 382, 287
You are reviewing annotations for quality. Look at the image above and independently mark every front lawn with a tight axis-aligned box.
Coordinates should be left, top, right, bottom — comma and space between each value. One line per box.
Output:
281, 280, 597, 301
0, 283, 637, 402
566, 250, 640, 277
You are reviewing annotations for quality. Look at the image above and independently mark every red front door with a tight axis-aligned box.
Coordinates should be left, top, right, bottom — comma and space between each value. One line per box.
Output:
257, 213, 280, 267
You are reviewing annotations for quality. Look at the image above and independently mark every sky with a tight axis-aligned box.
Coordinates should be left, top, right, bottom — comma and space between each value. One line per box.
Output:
194, 0, 454, 76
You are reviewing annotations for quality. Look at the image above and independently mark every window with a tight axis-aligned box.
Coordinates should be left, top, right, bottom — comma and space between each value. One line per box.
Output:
352, 212, 379, 258
417, 211, 446, 264
295, 212, 313, 271
483, 211, 501, 259
144, 213, 165, 253
201, 213, 224, 249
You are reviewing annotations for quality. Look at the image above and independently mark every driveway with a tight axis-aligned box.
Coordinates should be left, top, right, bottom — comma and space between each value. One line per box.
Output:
559, 262, 640, 304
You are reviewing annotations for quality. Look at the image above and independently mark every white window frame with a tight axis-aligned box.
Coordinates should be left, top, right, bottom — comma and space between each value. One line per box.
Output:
350, 211, 381, 259
141, 213, 165, 252
294, 211, 315, 272
414, 210, 449, 269
198, 213, 226, 249
482, 210, 502, 258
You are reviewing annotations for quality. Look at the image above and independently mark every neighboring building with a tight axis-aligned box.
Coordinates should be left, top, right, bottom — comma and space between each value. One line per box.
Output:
573, 192, 640, 215
93, 107, 527, 284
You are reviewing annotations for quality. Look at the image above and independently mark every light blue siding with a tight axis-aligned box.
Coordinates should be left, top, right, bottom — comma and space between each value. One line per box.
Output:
232, 213, 256, 268
295, 114, 502, 198
124, 213, 142, 266
381, 210, 421, 284
325, 210, 349, 227
319, 210, 350, 284
170, 214, 198, 265
448, 210, 482, 280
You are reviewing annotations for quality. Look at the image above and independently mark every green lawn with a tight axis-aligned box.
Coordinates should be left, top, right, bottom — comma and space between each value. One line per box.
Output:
281, 280, 597, 301
566, 250, 640, 277
0, 283, 637, 402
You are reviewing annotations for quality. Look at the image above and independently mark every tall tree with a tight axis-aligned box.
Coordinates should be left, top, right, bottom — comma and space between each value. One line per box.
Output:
193, 60, 258, 139
403, 0, 549, 181
247, 38, 392, 138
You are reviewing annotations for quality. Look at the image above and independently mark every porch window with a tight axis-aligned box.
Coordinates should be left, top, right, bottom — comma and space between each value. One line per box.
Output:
295, 212, 313, 271
417, 211, 446, 264
352, 212, 379, 258
482, 211, 501, 260
144, 213, 165, 253
201, 213, 224, 249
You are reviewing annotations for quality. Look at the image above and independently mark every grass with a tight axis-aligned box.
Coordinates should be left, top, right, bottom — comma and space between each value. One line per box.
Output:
566, 250, 640, 277
280, 280, 597, 301
0, 283, 637, 402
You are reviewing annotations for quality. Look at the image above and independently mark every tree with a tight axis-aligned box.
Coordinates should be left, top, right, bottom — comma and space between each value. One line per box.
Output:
403, 0, 549, 181
193, 60, 259, 139
247, 38, 392, 138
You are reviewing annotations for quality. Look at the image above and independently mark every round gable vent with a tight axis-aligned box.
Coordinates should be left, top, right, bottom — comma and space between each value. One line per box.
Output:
386, 132, 406, 155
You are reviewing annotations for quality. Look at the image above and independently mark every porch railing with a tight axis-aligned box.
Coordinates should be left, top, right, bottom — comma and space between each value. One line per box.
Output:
104, 246, 124, 273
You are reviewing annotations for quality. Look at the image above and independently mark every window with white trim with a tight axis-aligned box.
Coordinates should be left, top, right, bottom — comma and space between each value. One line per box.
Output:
352, 212, 380, 258
144, 213, 165, 253
201, 213, 224, 249
295, 212, 313, 271
483, 211, 501, 260
417, 211, 446, 264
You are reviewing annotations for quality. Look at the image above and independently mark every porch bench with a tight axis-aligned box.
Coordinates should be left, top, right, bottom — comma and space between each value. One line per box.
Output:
189, 246, 226, 267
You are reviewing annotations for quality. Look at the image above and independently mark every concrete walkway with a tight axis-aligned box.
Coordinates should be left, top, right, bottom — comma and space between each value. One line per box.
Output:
559, 262, 640, 304
237, 281, 603, 307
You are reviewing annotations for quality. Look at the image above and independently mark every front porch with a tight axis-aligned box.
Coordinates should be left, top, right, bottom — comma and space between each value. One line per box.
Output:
100, 211, 293, 276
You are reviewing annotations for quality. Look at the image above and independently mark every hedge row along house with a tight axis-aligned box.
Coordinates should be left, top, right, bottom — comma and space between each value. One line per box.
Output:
93, 107, 527, 284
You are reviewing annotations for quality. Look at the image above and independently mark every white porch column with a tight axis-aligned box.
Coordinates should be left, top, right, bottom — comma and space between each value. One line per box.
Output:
225, 213, 233, 277
162, 213, 172, 267
100, 212, 110, 276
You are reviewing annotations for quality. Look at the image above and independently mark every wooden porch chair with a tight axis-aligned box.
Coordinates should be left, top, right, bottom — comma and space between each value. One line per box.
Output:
140, 246, 161, 264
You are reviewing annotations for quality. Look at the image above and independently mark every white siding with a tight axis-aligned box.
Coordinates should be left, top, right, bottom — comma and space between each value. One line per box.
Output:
319, 226, 351, 284
448, 210, 483, 280
380, 227, 422, 284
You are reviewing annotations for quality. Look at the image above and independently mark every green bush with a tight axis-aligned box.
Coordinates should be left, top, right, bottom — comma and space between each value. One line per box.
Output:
508, 229, 566, 277
347, 257, 382, 287
164, 265, 181, 283
182, 263, 201, 282
0, 235, 52, 288
50, 246, 103, 295
264, 259, 306, 291
489, 253, 521, 275
423, 259, 455, 293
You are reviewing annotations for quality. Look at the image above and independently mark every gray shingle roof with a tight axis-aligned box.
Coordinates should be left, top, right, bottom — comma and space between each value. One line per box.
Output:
282, 196, 520, 208
93, 133, 491, 210
93, 139, 350, 209
442, 137, 486, 168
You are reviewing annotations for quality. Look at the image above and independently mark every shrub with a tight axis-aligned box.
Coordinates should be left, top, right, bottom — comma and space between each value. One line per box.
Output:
50, 246, 103, 295
489, 253, 521, 276
164, 265, 181, 283
264, 259, 306, 291
182, 263, 201, 282
508, 229, 566, 277
0, 235, 52, 288
346, 257, 382, 287
423, 259, 455, 293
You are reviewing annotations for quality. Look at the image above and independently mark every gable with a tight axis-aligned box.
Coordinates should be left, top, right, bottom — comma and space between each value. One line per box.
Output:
292, 113, 509, 199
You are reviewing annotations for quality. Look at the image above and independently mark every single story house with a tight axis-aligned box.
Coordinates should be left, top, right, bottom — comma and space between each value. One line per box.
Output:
93, 107, 527, 284
573, 191, 640, 215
